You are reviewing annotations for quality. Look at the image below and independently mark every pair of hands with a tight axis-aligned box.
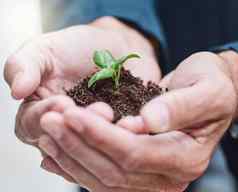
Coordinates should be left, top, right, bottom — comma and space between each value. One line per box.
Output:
4, 17, 238, 192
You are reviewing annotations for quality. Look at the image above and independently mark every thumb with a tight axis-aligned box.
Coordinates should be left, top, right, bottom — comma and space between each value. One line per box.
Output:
140, 80, 215, 133
4, 39, 50, 99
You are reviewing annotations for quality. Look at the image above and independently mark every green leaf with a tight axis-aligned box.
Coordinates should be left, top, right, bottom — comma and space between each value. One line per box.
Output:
88, 68, 114, 88
112, 53, 140, 70
93, 50, 116, 68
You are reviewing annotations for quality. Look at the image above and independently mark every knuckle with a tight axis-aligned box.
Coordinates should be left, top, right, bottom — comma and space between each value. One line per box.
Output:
213, 80, 236, 117
190, 52, 221, 63
223, 87, 236, 115
92, 16, 118, 26
51, 95, 76, 111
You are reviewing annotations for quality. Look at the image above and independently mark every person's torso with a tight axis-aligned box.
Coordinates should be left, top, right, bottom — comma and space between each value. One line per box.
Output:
158, 0, 238, 66
158, 0, 238, 180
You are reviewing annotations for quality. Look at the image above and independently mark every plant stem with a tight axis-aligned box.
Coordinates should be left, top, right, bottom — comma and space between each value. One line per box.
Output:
115, 65, 122, 89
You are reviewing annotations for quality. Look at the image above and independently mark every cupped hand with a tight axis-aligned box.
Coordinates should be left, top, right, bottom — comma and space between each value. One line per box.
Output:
4, 17, 159, 101
40, 52, 237, 191
4, 17, 161, 187
4, 17, 160, 145
40, 102, 187, 192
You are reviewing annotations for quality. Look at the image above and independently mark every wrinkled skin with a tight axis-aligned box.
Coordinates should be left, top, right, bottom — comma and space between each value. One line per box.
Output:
4, 16, 238, 192
4, 17, 168, 192
4, 17, 160, 146
39, 52, 237, 192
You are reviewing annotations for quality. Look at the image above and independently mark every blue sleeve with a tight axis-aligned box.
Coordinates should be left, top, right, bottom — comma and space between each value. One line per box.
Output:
42, 0, 169, 73
223, 42, 238, 52
211, 41, 238, 53
51, 0, 166, 46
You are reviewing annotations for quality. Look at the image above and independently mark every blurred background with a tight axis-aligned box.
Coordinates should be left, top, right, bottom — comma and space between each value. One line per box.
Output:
0, 1, 237, 192
0, 0, 76, 192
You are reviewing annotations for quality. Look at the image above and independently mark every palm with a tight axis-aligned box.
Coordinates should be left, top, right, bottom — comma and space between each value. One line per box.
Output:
11, 24, 160, 144
37, 26, 160, 99
38, 26, 125, 98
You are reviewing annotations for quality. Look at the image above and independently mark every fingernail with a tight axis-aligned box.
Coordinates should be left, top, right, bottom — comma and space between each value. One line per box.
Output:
141, 99, 169, 133
41, 159, 51, 171
41, 159, 59, 174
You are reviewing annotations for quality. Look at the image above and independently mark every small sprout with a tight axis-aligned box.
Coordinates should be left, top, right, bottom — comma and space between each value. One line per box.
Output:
88, 50, 140, 88
88, 68, 114, 88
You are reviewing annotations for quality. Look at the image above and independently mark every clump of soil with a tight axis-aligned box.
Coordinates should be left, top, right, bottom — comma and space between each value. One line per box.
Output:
66, 69, 165, 122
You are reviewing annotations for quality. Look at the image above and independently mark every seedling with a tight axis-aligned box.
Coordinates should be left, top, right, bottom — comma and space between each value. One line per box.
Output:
88, 50, 140, 88
67, 50, 165, 122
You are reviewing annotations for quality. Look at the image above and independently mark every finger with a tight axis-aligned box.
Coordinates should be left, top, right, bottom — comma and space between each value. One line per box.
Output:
140, 80, 229, 133
41, 156, 76, 183
17, 95, 75, 144
39, 135, 103, 190
44, 111, 188, 191
4, 38, 52, 99
87, 102, 114, 121
39, 135, 142, 192
64, 107, 139, 169
66, 103, 210, 182
117, 116, 147, 134
41, 112, 127, 187
64, 106, 207, 184
127, 130, 212, 183
159, 71, 174, 88
41, 112, 186, 191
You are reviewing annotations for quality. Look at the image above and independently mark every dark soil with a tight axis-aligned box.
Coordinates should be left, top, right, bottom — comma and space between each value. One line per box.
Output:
66, 69, 165, 122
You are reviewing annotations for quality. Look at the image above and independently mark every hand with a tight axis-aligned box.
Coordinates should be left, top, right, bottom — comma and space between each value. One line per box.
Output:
40, 102, 187, 192
4, 17, 160, 184
4, 16, 160, 145
40, 52, 237, 191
